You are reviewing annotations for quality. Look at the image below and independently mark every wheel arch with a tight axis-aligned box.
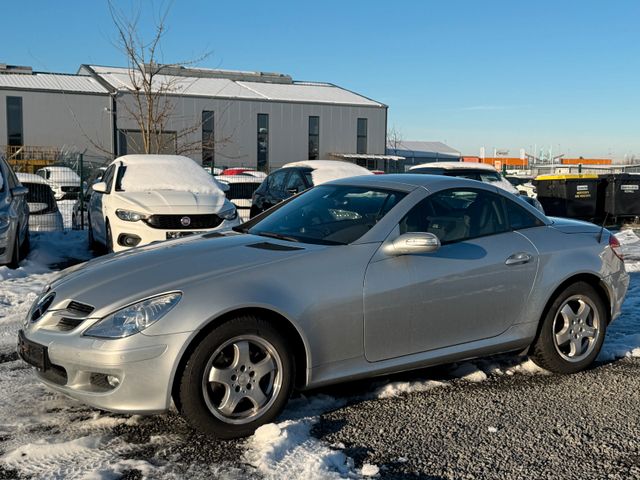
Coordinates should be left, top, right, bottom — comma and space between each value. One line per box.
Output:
170, 306, 310, 408
527, 272, 612, 354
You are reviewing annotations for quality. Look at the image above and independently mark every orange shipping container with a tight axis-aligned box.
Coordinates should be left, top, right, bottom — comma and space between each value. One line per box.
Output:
560, 158, 612, 165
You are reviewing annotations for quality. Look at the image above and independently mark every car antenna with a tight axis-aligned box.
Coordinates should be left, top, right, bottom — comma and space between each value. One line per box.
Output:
598, 212, 609, 244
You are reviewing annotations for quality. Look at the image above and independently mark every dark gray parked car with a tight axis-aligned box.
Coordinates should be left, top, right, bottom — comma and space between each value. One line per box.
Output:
18, 174, 628, 438
0, 156, 29, 268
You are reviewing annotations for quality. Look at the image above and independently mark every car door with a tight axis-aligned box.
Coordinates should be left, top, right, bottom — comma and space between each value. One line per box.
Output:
364, 187, 539, 362
90, 164, 116, 243
3, 161, 29, 244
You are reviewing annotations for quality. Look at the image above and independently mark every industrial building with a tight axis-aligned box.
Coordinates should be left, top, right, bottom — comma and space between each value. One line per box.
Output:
386, 140, 461, 168
0, 63, 388, 171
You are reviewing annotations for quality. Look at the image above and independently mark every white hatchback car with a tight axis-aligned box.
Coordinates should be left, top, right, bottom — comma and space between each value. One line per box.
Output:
89, 155, 241, 252
34, 166, 81, 200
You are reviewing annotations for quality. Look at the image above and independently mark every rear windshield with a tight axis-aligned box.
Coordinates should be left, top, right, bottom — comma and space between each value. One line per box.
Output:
226, 182, 262, 200
24, 183, 58, 214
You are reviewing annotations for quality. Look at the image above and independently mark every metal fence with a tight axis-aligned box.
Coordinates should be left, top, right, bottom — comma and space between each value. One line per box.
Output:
7, 148, 111, 232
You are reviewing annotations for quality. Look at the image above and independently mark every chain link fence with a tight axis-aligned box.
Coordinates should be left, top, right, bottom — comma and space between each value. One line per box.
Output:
7, 148, 111, 232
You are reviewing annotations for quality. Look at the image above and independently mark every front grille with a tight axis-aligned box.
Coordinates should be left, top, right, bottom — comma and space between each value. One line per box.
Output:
56, 317, 84, 331
66, 300, 94, 316
144, 214, 223, 230
61, 186, 80, 193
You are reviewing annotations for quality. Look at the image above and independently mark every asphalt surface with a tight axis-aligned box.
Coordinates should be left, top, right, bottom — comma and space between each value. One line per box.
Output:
315, 357, 640, 480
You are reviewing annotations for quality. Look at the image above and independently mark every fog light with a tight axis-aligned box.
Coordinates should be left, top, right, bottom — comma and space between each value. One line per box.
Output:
107, 375, 121, 388
117, 233, 142, 247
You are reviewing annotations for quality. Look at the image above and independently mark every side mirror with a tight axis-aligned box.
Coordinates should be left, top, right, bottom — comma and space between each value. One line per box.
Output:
387, 232, 441, 256
11, 186, 28, 197
92, 181, 108, 194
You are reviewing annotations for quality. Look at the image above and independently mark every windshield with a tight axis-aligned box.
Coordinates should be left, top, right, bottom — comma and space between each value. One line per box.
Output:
247, 185, 406, 245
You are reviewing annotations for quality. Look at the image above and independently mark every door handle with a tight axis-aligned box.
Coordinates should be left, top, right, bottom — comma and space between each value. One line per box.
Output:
505, 252, 533, 266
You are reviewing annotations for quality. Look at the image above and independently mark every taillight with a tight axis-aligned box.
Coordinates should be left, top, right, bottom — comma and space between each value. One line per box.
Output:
609, 234, 624, 261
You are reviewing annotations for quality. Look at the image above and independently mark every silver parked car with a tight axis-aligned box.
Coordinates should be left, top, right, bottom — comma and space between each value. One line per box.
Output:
18, 174, 628, 438
0, 156, 29, 268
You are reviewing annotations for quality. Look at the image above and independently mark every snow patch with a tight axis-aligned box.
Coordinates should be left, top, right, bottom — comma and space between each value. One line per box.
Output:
246, 419, 351, 479
118, 155, 225, 196
450, 363, 488, 382
283, 160, 372, 185
361, 463, 380, 476
376, 379, 447, 399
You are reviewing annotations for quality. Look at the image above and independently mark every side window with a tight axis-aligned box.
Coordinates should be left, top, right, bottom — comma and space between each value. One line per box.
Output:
399, 189, 508, 244
268, 170, 288, 191
101, 165, 116, 193
285, 171, 305, 193
504, 198, 544, 230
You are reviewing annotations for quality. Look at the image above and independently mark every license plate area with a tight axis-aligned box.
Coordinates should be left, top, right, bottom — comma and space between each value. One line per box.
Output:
17, 330, 49, 371
166, 231, 206, 239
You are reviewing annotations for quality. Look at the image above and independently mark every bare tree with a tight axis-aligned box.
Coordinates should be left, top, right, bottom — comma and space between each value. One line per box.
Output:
387, 125, 403, 152
108, 1, 229, 156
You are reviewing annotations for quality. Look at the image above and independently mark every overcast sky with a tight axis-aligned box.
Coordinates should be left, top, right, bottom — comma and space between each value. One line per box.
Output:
2, 0, 638, 159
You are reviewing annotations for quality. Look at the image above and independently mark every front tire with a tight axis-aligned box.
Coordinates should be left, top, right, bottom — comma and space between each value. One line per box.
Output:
530, 282, 607, 374
105, 221, 114, 253
177, 315, 294, 439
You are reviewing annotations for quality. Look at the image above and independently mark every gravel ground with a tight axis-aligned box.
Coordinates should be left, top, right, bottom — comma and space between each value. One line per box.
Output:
315, 358, 640, 480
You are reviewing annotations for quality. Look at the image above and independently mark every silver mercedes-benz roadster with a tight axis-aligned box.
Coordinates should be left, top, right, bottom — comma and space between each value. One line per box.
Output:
18, 174, 629, 439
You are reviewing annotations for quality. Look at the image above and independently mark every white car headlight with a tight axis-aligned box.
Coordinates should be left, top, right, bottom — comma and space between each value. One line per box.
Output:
84, 292, 181, 338
116, 209, 148, 222
218, 202, 238, 221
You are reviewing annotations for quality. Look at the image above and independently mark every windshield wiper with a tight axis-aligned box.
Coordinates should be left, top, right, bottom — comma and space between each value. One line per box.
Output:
255, 231, 301, 243
232, 225, 250, 233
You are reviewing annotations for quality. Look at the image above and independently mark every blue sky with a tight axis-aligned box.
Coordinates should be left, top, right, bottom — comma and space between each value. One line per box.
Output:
2, 0, 638, 159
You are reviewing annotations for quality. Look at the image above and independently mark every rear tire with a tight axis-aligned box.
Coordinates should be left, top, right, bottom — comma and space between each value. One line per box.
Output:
19, 232, 30, 259
7, 232, 20, 269
177, 315, 294, 439
530, 282, 607, 374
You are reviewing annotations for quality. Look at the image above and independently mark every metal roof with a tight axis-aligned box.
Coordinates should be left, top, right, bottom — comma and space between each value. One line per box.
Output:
83, 65, 384, 107
0, 72, 108, 94
386, 141, 461, 156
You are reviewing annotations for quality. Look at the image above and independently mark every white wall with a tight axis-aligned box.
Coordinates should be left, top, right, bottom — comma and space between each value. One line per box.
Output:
115, 93, 387, 169
0, 89, 112, 158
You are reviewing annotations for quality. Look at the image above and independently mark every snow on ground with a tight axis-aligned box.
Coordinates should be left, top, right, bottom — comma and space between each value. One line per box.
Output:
0, 229, 639, 479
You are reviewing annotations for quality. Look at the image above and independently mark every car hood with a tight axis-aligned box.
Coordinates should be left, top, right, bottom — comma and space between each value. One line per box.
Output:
48, 233, 316, 315
117, 190, 225, 213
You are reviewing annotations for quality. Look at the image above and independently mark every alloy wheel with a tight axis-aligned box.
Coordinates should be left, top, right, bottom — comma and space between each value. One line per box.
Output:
552, 294, 601, 363
201, 335, 283, 425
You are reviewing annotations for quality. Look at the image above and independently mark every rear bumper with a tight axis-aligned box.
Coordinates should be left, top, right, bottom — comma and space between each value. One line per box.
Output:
603, 267, 629, 323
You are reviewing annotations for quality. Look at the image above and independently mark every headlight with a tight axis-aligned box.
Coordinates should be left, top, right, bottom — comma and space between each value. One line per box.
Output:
116, 209, 148, 222
218, 203, 238, 221
83, 292, 181, 338
0, 215, 9, 228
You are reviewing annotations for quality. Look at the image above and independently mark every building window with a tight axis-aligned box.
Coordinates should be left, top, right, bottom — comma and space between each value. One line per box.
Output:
357, 118, 367, 154
257, 113, 269, 172
6, 96, 23, 147
202, 111, 215, 170
308, 116, 319, 160
118, 129, 177, 155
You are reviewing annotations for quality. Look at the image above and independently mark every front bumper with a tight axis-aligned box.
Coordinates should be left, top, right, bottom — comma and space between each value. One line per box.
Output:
19, 324, 191, 414
110, 215, 241, 252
